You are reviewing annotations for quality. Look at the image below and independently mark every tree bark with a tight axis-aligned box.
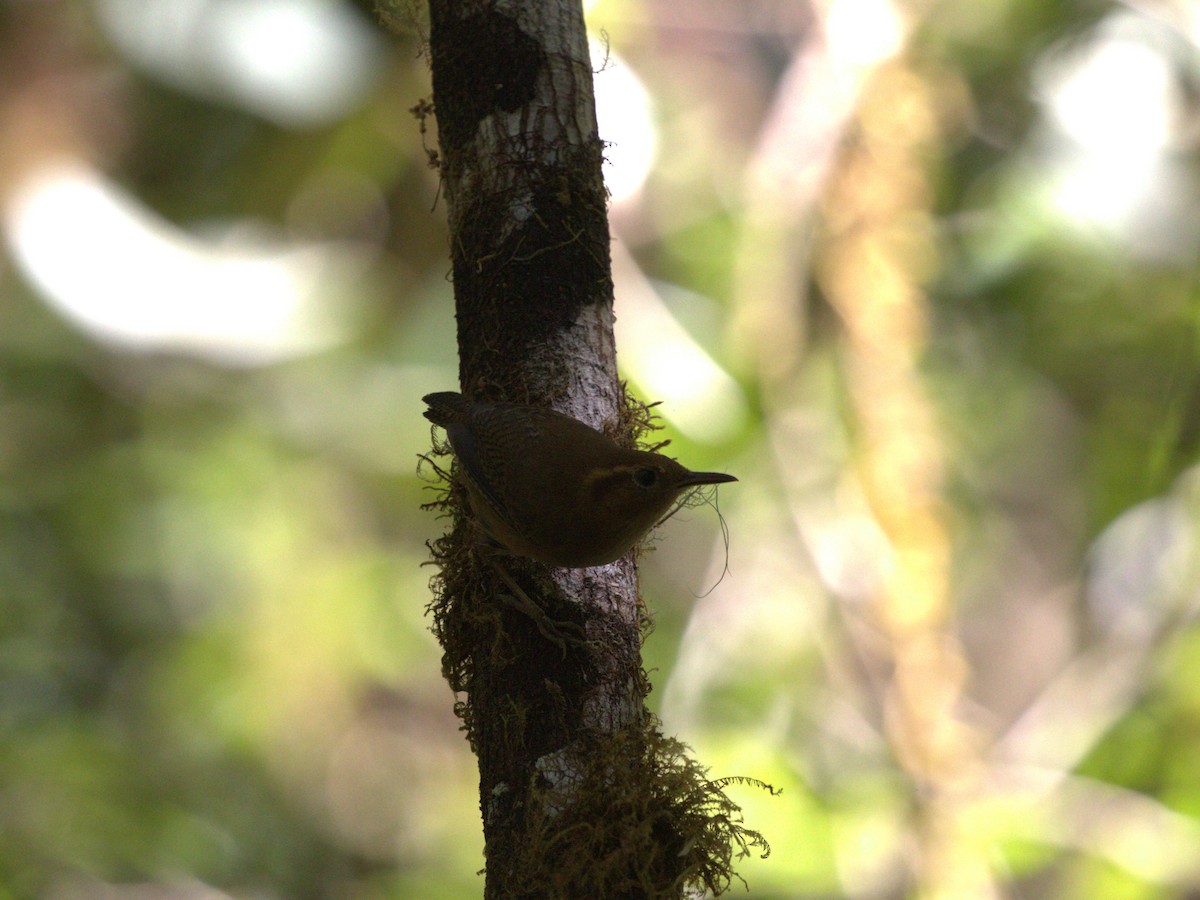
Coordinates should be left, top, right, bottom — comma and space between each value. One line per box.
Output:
424, 1, 652, 894
416, 2, 769, 894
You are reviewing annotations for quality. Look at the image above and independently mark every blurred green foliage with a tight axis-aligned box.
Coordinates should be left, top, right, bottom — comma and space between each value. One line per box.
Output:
1, 0, 1199, 897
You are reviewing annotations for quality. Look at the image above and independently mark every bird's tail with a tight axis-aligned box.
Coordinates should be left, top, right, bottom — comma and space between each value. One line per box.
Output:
422, 391, 470, 426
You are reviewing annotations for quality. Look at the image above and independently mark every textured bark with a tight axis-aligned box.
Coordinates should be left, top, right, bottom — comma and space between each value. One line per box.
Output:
425, 1, 652, 894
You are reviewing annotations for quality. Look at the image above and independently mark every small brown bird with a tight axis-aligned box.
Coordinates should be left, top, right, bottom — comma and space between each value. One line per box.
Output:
423, 391, 737, 568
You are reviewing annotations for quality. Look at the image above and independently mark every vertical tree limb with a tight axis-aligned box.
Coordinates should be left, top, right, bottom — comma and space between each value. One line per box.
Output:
403, 1, 769, 894
424, 0, 650, 893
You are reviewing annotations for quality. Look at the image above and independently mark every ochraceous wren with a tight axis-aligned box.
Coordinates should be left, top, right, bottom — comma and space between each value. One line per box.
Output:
423, 391, 737, 568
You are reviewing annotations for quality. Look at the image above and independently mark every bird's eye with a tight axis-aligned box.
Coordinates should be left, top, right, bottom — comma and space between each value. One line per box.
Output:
632, 467, 658, 488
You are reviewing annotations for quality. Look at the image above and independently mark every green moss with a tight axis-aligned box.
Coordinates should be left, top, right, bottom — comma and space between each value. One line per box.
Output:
514, 725, 774, 898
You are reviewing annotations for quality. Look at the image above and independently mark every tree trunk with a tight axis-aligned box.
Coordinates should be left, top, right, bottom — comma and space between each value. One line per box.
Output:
416, 2, 766, 895
425, 0, 651, 894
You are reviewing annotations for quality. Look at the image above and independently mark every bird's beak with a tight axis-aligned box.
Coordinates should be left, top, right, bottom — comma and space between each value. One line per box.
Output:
679, 471, 738, 487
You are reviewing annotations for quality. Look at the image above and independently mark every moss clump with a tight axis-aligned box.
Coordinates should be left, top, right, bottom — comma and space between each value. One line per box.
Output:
511, 724, 775, 898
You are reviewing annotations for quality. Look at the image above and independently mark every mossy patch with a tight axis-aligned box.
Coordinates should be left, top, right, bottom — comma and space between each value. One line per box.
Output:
514, 725, 775, 898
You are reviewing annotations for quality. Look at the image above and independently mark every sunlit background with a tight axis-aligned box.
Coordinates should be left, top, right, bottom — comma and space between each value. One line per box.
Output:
2, 0, 1199, 896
